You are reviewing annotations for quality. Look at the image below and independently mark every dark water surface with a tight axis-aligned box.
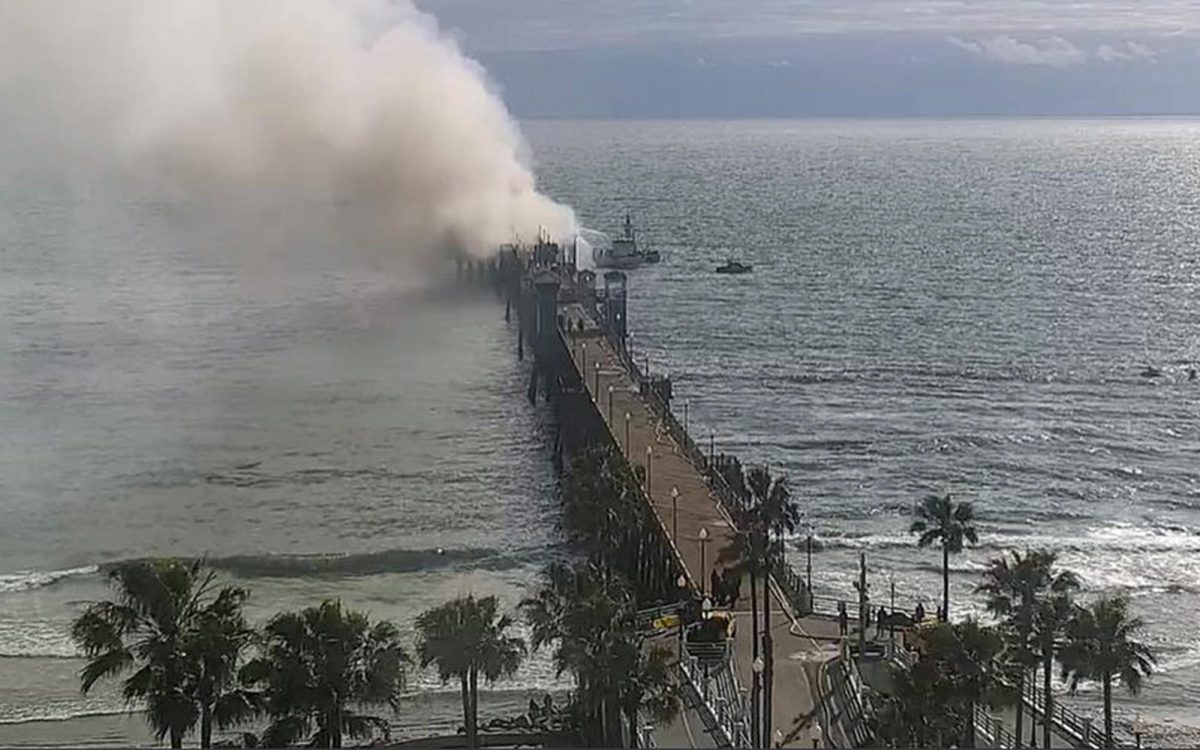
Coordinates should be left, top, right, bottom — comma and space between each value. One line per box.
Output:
2, 118, 1200, 744
529, 118, 1200, 744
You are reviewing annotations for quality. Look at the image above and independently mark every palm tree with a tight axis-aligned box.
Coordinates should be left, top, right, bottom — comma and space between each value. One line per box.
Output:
977, 548, 1073, 747
910, 492, 978, 622
71, 559, 248, 748
1060, 596, 1156, 750
613, 638, 680, 748
522, 561, 643, 747
416, 595, 526, 748
717, 516, 768, 746
947, 619, 1011, 748
1032, 566, 1081, 748
191, 586, 259, 748
246, 600, 408, 748
747, 465, 797, 743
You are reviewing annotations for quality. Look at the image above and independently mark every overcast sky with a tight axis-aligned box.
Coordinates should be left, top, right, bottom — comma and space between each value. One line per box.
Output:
413, 0, 1200, 117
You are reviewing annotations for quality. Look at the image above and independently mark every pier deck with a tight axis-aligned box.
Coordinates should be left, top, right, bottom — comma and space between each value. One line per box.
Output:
564, 326, 827, 748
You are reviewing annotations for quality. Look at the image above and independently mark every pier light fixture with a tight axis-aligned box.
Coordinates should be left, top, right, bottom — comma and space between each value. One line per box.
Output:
812, 721, 823, 749
646, 445, 653, 492
624, 412, 631, 458
752, 657, 765, 749
594, 361, 601, 395
677, 574, 688, 590
581, 341, 587, 376
806, 520, 816, 590
702, 596, 712, 616
671, 486, 680, 544
698, 526, 710, 592
607, 384, 614, 423
775, 728, 784, 749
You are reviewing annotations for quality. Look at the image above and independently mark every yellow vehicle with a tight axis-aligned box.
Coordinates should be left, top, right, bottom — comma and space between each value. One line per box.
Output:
651, 613, 681, 631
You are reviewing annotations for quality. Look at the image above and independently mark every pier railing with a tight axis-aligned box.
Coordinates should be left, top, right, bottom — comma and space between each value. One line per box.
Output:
1020, 677, 1132, 750
585, 305, 816, 619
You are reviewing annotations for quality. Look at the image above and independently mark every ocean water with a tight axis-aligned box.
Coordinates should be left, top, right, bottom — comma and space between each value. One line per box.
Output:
3, 118, 1200, 745
0, 177, 566, 742
529, 118, 1200, 745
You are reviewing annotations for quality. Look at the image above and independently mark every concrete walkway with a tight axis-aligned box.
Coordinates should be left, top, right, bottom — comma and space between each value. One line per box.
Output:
566, 327, 828, 748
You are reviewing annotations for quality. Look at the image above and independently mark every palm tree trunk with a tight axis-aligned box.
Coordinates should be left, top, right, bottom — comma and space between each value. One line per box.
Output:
965, 699, 976, 749
763, 562, 773, 742
470, 667, 480, 748
626, 703, 640, 748
1103, 673, 1113, 750
201, 702, 212, 749
942, 544, 950, 621
1043, 651, 1053, 749
749, 567, 760, 747
332, 705, 343, 749
1015, 670, 1024, 748
606, 693, 623, 748
1029, 662, 1039, 747
461, 673, 475, 748
170, 727, 183, 750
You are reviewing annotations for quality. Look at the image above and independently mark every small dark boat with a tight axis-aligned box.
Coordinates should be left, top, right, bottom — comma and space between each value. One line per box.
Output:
1141, 366, 1162, 378
716, 260, 752, 275
644, 249, 661, 263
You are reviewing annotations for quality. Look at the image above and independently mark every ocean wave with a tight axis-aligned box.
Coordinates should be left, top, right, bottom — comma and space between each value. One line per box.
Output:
0, 546, 532, 598
0, 566, 98, 594
107, 547, 519, 579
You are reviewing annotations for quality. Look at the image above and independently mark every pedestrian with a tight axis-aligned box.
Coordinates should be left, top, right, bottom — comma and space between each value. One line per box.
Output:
711, 568, 722, 605
837, 600, 848, 636
731, 570, 742, 605
914, 601, 926, 622
877, 605, 887, 638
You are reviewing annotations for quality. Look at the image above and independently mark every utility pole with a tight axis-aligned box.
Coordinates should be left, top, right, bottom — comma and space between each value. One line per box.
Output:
854, 552, 869, 663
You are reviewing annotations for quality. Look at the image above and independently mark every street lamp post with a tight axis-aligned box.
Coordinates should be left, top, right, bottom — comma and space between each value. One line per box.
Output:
701, 596, 713, 701
806, 525, 814, 590
671, 486, 680, 544
594, 361, 601, 395
646, 445, 653, 493
581, 341, 587, 378
607, 384, 614, 423
624, 412, 631, 458
677, 574, 688, 653
751, 656, 764, 748
683, 399, 689, 434
812, 722, 823, 749
698, 526, 710, 594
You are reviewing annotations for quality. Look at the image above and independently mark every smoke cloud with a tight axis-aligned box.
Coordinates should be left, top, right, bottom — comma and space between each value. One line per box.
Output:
0, 0, 576, 268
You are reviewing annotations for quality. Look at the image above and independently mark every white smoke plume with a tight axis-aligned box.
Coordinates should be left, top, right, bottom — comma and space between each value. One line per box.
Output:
0, 0, 576, 268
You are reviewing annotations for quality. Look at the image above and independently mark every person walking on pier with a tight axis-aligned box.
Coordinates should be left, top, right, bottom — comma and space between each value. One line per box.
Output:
838, 601, 848, 636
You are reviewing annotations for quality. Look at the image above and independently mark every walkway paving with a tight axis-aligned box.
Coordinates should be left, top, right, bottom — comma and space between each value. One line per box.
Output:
565, 326, 827, 748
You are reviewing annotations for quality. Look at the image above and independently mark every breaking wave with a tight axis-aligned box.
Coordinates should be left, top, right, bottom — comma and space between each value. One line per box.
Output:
0, 566, 98, 594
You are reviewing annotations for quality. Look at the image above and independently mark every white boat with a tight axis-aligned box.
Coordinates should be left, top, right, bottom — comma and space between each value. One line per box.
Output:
594, 213, 658, 268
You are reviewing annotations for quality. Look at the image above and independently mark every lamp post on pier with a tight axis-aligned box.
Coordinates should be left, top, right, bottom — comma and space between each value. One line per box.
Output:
581, 341, 587, 379
683, 399, 689, 434
698, 526, 710, 594
594, 361, 601, 395
646, 445, 653, 493
805, 521, 815, 590
751, 656, 764, 749
624, 412, 631, 459
671, 486, 679, 544
607, 384, 614, 423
